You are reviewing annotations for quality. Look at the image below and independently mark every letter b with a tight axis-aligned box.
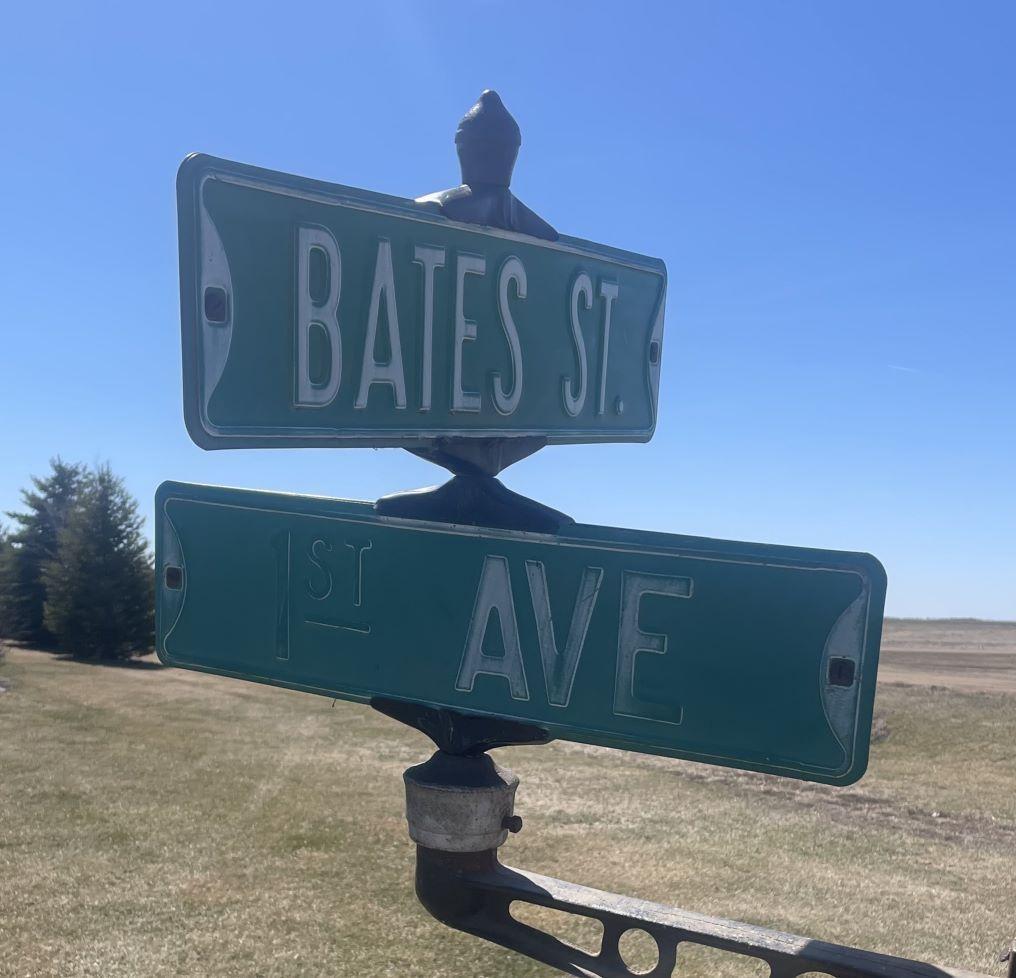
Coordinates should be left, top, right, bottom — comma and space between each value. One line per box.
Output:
296, 225, 342, 407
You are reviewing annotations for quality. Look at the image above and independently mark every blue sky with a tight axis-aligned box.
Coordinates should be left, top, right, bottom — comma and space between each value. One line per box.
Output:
1, 1, 1013, 619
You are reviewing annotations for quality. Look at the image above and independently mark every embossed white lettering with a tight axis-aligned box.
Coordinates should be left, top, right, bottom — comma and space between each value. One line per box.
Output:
452, 253, 485, 413
412, 245, 445, 412
493, 256, 526, 415
296, 226, 342, 407
525, 561, 603, 708
456, 555, 529, 700
563, 272, 591, 417
614, 571, 692, 724
597, 280, 618, 416
356, 239, 407, 410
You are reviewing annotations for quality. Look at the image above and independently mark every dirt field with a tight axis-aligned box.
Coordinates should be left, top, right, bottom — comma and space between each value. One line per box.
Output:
880, 619, 1016, 694
1, 620, 1014, 978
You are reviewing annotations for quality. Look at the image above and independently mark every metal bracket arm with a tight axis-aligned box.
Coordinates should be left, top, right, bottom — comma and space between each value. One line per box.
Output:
414, 846, 993, 978
399, 753, 998, 978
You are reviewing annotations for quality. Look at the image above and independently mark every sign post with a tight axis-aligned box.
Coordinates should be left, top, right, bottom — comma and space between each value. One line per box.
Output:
167, 91, 884, 782
154, 90, 981, 978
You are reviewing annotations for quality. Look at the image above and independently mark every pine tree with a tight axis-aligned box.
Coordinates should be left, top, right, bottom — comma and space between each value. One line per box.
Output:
0, 524, 9, 638
0, 459, 85, 645
43, 465, 154, 660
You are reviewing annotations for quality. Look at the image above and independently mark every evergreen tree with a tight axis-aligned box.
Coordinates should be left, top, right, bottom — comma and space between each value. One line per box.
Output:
0, 459, 85, 645
43, 465, 154, 660
0, 524, 9, 638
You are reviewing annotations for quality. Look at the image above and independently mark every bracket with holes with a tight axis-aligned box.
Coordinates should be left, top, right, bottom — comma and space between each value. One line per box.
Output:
413, 845, 994, 978
399, 741, 996, 978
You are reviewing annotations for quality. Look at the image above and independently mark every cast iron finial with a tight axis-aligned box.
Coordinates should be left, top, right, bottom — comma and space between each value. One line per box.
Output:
455, 90, 522, 187
415, 90, 558, 241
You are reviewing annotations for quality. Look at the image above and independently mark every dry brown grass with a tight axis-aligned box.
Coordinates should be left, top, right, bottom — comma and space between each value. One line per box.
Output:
1, 625, 1014, 978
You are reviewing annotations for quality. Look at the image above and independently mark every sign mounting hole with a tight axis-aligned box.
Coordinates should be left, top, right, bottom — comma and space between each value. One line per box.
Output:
828, 657, 856, 687
164, 566, 184, 591
204, 286, 229, 324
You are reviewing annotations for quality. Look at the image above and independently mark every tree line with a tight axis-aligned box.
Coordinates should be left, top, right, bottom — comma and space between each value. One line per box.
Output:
0, 459, 154, 660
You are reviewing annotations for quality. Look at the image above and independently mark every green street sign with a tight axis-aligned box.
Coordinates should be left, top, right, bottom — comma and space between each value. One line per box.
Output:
177, 155, 666, 451
156, 481, 886, 785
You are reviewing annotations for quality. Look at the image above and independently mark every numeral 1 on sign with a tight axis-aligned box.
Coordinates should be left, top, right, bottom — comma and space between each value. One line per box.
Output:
272, 530, 291, 661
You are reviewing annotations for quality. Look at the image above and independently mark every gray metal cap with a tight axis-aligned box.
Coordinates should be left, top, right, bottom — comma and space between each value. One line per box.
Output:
404, 751, 520, 852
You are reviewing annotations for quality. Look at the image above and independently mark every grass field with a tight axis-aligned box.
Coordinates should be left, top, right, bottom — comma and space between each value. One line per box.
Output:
2, 620, 1015, 977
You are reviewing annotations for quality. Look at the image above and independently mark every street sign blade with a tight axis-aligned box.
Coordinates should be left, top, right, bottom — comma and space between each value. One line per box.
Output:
177, 155, 666, 451
156, 482, 885, 785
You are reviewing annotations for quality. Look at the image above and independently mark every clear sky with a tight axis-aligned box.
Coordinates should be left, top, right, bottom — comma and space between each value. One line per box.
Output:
1, 1, 1013, 619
